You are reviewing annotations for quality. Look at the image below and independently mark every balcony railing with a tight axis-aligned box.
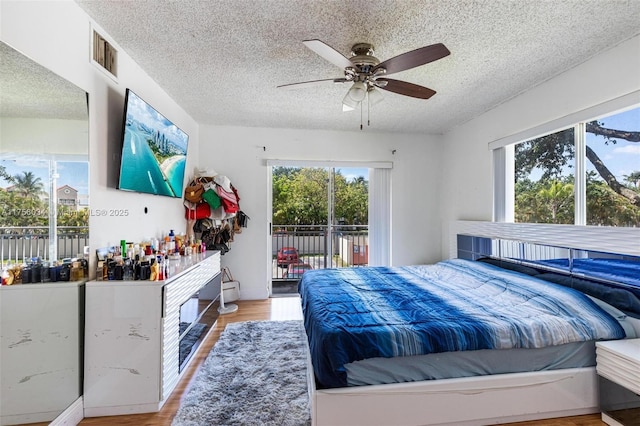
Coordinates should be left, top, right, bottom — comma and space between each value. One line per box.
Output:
1, 226, 89, 264
272, 224, 368, 280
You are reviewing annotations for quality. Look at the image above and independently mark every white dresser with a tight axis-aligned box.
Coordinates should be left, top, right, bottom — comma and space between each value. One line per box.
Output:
0, 281, 84, 426
83, 251, 221, 417
596, 339, 640, 426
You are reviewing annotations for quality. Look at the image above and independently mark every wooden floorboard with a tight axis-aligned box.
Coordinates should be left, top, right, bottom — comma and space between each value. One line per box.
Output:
74, 297, 605, 426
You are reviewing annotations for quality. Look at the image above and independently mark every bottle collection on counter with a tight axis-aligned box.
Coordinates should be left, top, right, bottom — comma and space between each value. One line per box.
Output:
0, 230, 205, 286
1, 256, 88, 286
95, 230, 206, 282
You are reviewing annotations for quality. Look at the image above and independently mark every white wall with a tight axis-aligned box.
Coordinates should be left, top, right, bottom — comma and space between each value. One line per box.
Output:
1, 1, 200, 273
1, 118, 88, 156
439, 34, 640, 258
198, 126, 442, 299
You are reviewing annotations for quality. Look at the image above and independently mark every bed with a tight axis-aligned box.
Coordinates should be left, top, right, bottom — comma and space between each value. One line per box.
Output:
299, 221, 640, 426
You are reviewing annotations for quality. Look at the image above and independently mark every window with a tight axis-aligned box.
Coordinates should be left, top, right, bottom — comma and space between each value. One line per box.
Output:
1, 157, 89, 262
267, 160, 392, 295
506, 106, 639, 227
514, 128, 575, 224
585, 109, 640, 226
270, 166, 370, 283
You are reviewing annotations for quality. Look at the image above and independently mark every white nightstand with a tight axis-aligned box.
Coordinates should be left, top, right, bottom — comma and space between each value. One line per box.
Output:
596, 339, 640, 426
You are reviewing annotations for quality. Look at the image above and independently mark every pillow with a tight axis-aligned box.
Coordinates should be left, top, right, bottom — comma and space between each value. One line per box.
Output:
584, 295, 637, 339
476, 257, 541, 276
537, 272, 640, 317
585, 295, 627, 320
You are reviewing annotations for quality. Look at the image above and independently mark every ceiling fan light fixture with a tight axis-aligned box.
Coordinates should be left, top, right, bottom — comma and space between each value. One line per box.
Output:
342, 91, 359, 111
347, 81, 367, 102
367, 88, 384, 106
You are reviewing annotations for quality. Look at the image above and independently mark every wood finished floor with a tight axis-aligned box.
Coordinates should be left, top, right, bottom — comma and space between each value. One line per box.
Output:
75, 297, 605, 426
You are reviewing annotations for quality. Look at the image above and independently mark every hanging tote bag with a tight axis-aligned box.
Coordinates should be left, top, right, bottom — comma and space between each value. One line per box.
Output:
202, 182, 222, 209
216, 185, 239, 214
184, 200, 211, 220
184, 179, 205, 203
221, 267, 240, 302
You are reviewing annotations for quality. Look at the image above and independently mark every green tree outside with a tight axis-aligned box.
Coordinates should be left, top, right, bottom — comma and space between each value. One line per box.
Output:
1, 171, 89, 229
272, 167, 368, 227
11, 171, 45, 198
515, 121, 640, 227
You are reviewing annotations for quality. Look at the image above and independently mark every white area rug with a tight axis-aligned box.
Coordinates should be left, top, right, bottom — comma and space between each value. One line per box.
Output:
172, 320, 311, 426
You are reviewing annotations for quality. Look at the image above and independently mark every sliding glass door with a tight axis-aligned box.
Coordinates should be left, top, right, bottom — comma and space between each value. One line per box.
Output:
270, 166, 369, 295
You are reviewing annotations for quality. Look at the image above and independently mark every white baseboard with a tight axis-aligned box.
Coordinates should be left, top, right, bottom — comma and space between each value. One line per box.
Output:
602, 412, 624, 426
50, 397, 84, 426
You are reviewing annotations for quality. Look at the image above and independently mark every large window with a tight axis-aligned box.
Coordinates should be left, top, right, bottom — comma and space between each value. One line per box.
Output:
509, 106, 639, 227
270, 166, 369, 286
514, 128, 575, 224
585, 109, 640, 226
1, 156, 89, 262
267, 160, 392, 295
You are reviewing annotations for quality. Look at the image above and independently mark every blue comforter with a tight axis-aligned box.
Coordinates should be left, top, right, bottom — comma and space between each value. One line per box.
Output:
299, 259, 626, 388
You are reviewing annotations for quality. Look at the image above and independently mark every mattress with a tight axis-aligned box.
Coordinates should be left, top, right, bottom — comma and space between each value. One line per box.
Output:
299, 259, 628, 389
345, 295, 638, 387
345, 341, 597, 386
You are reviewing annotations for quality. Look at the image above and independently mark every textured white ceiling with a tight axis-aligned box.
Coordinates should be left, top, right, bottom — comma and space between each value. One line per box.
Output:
75, 0, 640, 135
0, 42, 88, 120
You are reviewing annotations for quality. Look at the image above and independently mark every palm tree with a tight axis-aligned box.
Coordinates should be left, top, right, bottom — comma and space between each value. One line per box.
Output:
623, 171, 640, 189
537, 180, 574, 223
12, 171, 45, 198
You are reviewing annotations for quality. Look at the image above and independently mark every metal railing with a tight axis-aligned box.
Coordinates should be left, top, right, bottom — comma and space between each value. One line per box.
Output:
272, 224, 368, 280
1, 226, 89, 264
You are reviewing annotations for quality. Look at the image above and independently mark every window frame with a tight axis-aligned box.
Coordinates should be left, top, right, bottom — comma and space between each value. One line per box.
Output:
492, 91, 640, 227
1, 154, 89, 261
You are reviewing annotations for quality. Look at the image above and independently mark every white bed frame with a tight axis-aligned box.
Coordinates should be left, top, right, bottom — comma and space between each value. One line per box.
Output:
310, 367, 598, 426
307, 221, 640, 426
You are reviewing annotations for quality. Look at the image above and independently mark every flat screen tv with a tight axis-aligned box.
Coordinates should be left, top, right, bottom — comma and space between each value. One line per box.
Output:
118, 88, 188, 198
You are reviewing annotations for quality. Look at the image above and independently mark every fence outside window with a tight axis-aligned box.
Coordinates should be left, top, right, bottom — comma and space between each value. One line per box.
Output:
1, 226, 89, 264
272, 224, 368, 280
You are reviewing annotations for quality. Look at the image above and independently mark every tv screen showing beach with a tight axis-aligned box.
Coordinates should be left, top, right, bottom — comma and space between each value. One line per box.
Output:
118, 89, 188, 198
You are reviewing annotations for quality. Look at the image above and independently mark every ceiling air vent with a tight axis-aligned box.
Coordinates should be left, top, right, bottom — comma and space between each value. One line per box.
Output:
92, 30, 117, 77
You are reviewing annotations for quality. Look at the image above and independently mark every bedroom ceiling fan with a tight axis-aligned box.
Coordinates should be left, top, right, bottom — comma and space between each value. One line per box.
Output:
277, 39, 450, 128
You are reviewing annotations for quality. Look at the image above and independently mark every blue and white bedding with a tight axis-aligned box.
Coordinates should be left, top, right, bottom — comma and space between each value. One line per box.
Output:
299, 258, 627, 389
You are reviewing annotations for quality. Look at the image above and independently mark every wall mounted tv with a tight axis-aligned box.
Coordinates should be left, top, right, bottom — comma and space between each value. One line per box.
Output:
118, 88, 188, 198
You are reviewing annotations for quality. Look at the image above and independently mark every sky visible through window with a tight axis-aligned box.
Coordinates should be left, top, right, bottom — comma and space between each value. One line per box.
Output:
520, 107, 639, 182
1, 159, 89, 195
338, 167, 368, 182
587, 107, 640, 183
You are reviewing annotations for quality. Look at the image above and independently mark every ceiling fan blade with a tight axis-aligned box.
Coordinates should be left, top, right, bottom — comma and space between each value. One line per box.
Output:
376, 78, 436, 99
373, 43, 450, 76
277, 78, 347, 90
303, 39, 354, 69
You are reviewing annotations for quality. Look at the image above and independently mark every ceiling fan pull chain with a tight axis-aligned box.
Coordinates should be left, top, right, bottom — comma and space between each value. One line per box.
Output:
367, 93, 371, 127
360, 100, 363, 130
